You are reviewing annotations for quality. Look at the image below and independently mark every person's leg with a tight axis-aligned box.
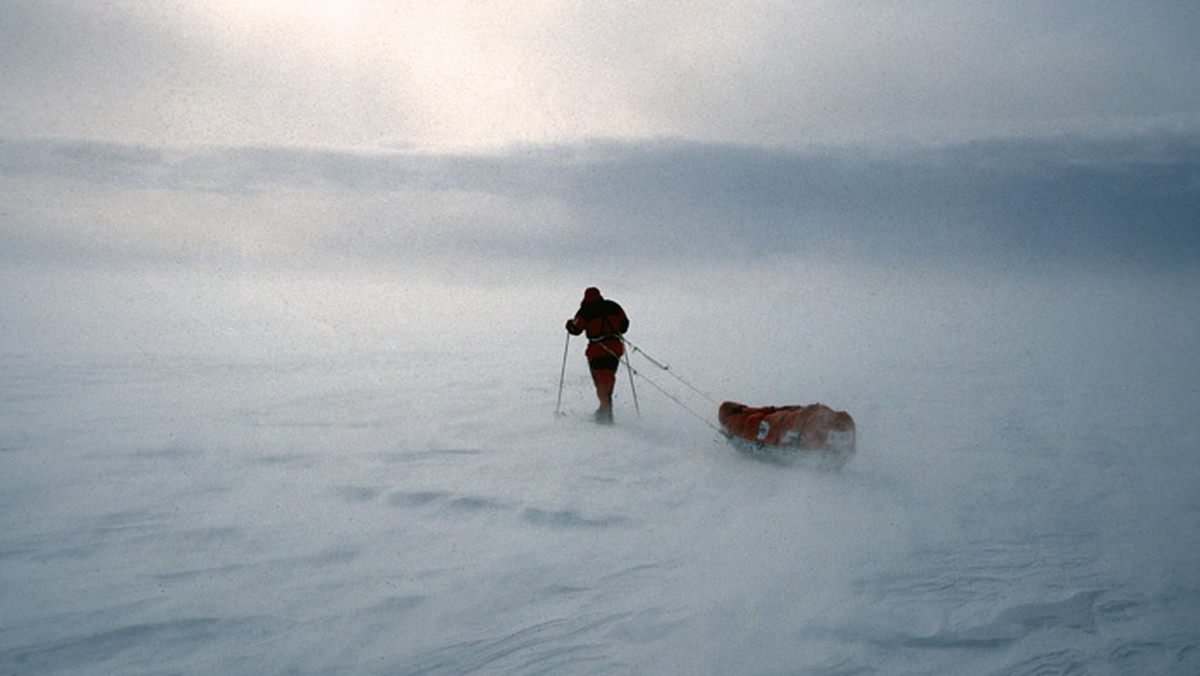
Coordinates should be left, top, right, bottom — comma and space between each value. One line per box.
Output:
592, 367, 616, 411
586, 340, 622, 422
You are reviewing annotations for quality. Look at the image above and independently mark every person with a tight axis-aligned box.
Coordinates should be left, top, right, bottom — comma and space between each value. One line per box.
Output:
565, 287, 629, 423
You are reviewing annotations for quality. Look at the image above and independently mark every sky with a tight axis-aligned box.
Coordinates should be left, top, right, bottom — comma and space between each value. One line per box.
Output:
1, 1, 1199, 277
3, 1, 1199, 151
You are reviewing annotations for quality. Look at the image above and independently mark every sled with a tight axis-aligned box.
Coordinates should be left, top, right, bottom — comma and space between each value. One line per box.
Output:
718, 401, 855, 452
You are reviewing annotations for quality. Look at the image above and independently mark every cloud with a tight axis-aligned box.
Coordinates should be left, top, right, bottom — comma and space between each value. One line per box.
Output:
2, 133, 1197, 273
1, 1, 1197, 151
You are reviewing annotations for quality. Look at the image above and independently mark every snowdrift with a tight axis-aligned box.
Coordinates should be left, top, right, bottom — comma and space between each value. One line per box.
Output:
718, 401, 856, 452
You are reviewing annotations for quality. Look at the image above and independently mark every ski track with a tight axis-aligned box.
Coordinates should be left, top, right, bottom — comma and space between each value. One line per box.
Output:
3, 272, 1200, 675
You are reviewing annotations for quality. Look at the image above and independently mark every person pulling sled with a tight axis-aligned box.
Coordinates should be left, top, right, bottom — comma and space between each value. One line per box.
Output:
565, 287, 629, 423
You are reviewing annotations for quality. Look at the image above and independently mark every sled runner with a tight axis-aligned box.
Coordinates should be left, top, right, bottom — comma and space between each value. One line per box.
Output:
718, 401, 855, 452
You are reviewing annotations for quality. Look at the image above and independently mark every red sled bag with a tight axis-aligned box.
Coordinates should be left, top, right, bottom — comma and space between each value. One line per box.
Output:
718, 401, 855, 452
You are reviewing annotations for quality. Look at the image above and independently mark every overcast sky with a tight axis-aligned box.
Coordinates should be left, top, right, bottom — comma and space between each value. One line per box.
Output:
3, 0, 1199, 151
1, 1, 1198, 276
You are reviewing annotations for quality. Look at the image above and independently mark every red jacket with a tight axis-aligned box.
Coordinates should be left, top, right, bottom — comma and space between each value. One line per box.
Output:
567, 288, 628, 340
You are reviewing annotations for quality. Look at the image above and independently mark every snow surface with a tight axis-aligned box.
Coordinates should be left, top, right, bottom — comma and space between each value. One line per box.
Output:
2, 262, 1199, 674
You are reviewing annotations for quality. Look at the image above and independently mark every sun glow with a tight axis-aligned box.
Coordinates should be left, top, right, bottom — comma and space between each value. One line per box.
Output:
218, 0, 364, 31
112, 1, 655, 150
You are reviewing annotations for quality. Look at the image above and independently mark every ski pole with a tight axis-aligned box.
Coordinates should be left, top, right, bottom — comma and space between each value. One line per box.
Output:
624, 350, 641, 416
555, 333, 570, 416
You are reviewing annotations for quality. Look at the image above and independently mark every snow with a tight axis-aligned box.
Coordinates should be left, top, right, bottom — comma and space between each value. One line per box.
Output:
2, 261, 1199, 674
